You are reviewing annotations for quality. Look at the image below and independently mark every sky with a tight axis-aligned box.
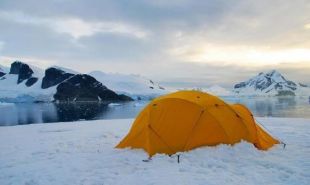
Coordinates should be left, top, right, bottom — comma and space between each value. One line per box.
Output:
0, 0, 309, 88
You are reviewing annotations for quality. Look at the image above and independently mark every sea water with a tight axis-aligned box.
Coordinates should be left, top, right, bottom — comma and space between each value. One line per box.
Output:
0, 96, 309, 126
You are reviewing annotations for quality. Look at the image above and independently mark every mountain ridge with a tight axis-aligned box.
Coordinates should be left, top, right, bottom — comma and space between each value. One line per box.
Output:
1, 61, 308, 101
0, 61, 133, 102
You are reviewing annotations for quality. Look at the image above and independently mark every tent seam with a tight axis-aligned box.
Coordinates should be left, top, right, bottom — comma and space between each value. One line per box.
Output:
148, 125, 176, 155
225, 103, 252, 140
204, 109, 232, 144
183, 108, 205, 151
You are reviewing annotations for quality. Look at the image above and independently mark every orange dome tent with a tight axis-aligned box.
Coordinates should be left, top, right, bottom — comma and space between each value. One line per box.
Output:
116, 91, 279, 157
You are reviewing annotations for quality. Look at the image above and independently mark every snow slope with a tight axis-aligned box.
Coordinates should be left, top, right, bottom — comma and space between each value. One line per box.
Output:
0, 118, 309, 185
0, 64, 56, 102
0, 64, 9, 73
89, 71, 167, 99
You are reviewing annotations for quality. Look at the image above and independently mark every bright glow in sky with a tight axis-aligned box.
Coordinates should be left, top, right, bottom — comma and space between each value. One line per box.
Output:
171, 45, 310, 66
304, 23, 310, 30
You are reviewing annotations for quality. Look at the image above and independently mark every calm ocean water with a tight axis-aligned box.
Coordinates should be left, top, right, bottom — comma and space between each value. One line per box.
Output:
0, 96, 309, 126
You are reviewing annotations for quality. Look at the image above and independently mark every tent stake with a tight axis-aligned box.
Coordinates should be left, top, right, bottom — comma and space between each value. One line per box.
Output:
283, 143, 286, 149
142, 157, 152, 162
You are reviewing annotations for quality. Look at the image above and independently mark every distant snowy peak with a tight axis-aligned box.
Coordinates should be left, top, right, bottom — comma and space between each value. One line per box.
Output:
234, 70, 310, 96
89, 71, 167, 99
206, 85, 232, 96
179, 85, 232, 96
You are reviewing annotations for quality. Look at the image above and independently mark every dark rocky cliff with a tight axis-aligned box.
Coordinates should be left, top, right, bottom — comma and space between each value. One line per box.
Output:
54, 74, 133, 102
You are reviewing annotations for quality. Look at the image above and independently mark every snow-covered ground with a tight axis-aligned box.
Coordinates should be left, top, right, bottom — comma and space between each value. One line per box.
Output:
0, 118, 309, 185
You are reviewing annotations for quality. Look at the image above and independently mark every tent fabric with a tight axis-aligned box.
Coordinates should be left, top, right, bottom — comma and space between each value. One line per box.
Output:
116, 90, 279, 156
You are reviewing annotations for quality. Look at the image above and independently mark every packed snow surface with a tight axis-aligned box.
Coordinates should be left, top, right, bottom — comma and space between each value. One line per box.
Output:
0, 118, 309, 185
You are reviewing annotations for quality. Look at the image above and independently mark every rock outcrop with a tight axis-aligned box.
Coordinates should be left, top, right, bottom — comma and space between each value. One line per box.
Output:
54, 74, 133, 102
25, 77, 38, 87
9, 61, 34, 84
0, 71, 5, 77
42, 67, 74, 89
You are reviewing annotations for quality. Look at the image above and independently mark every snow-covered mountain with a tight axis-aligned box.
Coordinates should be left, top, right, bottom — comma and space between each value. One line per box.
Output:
233, 70, 310, 96
0, 61, 132, 102
205, 85, 233, 96
180, 85, 232, 96
0, 61, 54, 102
89, 71, 167, 100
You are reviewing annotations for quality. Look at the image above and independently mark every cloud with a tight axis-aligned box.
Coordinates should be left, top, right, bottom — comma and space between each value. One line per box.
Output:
52, 18, 148, 39
0, 11, 149, 39
0, 0, 309, 88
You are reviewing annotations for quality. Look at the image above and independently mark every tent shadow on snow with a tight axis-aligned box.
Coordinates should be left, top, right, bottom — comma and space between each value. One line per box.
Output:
116, 90, 280, 157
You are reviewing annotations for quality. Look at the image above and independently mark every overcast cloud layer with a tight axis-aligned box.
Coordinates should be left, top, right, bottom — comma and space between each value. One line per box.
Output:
0, 0, 309, 88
